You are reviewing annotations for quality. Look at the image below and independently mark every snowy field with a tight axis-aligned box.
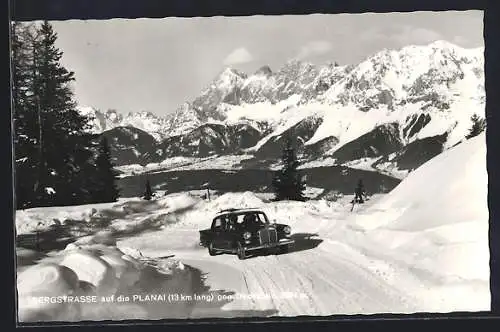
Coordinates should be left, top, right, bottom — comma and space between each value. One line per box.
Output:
116, 155, 255, 178
115, 152, 408, 181
15, 133, 489, 322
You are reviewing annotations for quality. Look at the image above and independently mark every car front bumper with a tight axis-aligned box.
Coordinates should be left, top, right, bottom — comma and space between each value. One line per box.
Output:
244, 238, 294, 251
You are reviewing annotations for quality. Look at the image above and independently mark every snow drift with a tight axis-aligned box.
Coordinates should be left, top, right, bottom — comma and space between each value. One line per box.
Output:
356, 133, 488, 232
352, 133, 489, 310
17, 230, 196, 322
15, 196, 209, 322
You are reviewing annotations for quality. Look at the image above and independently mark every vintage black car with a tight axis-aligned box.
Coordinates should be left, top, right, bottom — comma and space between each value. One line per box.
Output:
199, 208, 294, 260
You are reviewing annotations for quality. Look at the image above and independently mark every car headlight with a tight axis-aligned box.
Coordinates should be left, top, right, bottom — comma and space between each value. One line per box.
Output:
284, 226, 291, 234
243, 232, 252, 240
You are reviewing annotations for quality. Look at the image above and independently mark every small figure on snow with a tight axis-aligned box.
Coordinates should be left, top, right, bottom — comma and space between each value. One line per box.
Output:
354, 179, 367, 204
143, 179, 154, 200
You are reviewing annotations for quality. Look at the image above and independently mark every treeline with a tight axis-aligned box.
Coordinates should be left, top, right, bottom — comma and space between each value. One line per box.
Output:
11, 21, 119, 209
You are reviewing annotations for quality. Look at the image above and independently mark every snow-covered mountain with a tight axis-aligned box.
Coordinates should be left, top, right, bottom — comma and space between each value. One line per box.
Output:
79, 40, 485, 175
77, 106, 172, 142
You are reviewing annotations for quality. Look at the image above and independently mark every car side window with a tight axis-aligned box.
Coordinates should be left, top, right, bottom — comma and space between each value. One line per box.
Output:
257, 213, 268, 224
225, 215, 236, 231
212, 217, 223, 230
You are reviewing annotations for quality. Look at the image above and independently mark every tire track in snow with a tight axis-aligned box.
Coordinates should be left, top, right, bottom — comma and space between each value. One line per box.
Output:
259, 257, 315, 315
122, 233, 421, 317
279, 250, 377, 314
275, 254, 331, 315
306, 241, 423, 312
295, 253, 406, 313
229, 243, 422, 316
236, 255, 315, 316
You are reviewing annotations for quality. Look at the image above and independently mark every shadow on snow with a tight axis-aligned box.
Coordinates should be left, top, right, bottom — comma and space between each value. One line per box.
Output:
208, 233, 324, 260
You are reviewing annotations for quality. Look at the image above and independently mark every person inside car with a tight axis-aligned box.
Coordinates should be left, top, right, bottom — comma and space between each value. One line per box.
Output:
243, 213, 261, 230
227, 214, 238, 231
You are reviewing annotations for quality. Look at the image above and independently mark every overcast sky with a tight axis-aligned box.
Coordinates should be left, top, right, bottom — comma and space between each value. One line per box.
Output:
50, 10, 484, 116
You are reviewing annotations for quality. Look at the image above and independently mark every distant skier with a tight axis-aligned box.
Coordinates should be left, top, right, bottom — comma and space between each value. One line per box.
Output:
354, 179, 366, 204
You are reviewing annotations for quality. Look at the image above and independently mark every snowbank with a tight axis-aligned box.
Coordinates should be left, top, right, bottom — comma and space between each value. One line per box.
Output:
122, 191, 336, 233
351, 133, 490, 310
59, 251, 119, 296
209, 191, 267, 211
17, 263, 82, 321
154, 190, 350, 236
15, 193, 203, 239
166, 190, 335, 230
148, 192, 268, 230
17, 231, 196, 322
15, 199, 141, 235
155, 192, 201, 211
355, 133, 488, 232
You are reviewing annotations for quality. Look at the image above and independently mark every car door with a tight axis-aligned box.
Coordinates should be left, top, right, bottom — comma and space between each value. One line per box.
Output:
211, 216, 225, 249
217, 216, 237, 251
221, 216, 239, 250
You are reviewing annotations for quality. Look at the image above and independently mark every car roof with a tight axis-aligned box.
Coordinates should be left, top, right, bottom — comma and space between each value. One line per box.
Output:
214, 208, 265, 217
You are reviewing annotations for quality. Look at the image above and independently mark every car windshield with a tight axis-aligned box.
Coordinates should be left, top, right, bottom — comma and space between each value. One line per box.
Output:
244, 212, 268, 224
212, 211, 270, 231
223, 211, 268, 225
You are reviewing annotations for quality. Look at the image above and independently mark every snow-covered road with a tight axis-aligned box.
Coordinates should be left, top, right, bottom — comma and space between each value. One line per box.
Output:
182, 243, 421, 317
115, 196, 424, 318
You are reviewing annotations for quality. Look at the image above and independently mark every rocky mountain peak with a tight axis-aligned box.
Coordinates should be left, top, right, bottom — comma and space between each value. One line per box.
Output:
218, 67, 248, 80
254, 65, 273, 77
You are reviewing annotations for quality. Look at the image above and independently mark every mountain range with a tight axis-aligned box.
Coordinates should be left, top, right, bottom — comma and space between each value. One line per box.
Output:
78, 40, 485, 178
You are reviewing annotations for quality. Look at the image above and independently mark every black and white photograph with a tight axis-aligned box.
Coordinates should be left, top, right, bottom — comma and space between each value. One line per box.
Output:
12, 10, 489, 323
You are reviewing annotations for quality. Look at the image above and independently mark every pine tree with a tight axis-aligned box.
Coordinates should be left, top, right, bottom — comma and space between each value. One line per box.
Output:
272, 137, 306, 201
11, 22, 39, 209
466, 114, 486, 139
91, 136, 120, 203
143, 179, 153, 201
11, 21, 96, 207
35, 21, 96, 206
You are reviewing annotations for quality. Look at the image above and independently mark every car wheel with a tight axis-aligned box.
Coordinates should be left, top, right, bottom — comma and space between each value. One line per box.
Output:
208, 242, 217, 256
237, 242, 246, 260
